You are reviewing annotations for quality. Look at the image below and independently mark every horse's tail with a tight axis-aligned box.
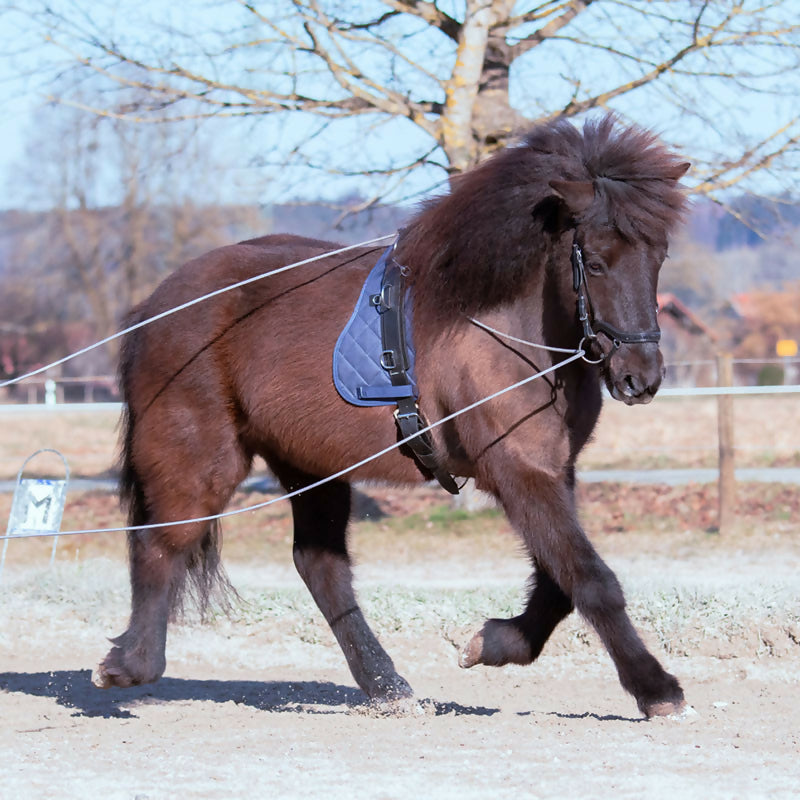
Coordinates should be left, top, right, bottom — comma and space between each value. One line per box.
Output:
117, 307, 237, 621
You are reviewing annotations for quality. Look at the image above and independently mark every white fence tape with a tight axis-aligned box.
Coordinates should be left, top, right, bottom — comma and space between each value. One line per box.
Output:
0, 403, 123, 414
656, 384, 800, 397
2, 382, 798, 415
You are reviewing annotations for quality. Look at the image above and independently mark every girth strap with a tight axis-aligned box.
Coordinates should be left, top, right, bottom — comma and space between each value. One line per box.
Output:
376, 258, 460, 495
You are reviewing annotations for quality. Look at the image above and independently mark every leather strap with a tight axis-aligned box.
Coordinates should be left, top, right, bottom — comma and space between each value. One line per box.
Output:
377, 258, 460, 495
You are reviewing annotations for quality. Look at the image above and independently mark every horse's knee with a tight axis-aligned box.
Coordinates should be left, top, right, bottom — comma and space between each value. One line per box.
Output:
573, 571, 626, 619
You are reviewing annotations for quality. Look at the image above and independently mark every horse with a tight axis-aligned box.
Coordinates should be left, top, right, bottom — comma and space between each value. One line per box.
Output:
93, 114, 691, 719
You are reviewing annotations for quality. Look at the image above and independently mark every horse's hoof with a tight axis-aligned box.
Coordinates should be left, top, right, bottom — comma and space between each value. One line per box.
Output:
645, 700, 698, 720
91, 662, 129, 689
91, 649, 145, 689
373, 674, 414, 701
91, 660, 133, 689
91, 664, 113, 689
459, 632, 484, 668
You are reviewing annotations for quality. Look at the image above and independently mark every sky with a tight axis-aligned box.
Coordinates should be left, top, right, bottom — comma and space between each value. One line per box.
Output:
0, 1, 798, 211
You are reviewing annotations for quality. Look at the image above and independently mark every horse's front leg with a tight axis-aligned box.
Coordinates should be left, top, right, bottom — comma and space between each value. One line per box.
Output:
463, 466, 685, 718
273, 464, 413, 702
460, 562, 573, 668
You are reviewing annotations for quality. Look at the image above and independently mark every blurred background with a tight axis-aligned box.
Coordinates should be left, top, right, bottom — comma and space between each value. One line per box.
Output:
0, 0, 798, 397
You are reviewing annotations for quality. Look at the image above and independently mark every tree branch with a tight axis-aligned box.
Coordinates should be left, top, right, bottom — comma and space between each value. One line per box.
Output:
380, 0, 461, 42
693, 118, 800, 196
509, 0, 594, 59
551, 4, 738, 119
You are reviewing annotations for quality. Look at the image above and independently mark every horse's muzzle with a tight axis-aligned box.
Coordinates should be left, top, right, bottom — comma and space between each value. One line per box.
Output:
605, 344, 665, 405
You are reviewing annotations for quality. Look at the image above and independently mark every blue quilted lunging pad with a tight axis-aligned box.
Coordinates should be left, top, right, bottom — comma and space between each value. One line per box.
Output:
333, 246, 417, 407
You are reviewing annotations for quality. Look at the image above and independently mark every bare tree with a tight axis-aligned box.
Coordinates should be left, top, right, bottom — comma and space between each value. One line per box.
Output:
4, 98, 262, 374
10, 0, 800, 202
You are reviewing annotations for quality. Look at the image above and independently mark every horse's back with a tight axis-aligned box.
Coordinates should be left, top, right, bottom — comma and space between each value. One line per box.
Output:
237, 232, 342, 250
121, 233, 419, 482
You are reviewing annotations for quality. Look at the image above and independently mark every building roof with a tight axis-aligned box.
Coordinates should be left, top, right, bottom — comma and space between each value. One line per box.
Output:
657, 293, 717, 340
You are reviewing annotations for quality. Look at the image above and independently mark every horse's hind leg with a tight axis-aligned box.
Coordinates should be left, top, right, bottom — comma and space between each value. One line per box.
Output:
93, 417, 249, 689
93, 527, 182, 688
272, 463, 412, 701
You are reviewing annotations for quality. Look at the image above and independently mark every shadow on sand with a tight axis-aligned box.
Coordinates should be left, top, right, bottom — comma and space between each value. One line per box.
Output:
0, 670, 499, 720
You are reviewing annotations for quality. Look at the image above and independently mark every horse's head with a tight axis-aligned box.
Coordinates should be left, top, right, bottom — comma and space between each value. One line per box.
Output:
550, 164, 689, 405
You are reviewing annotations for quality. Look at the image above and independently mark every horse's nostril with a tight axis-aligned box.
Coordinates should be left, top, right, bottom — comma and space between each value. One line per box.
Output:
624, 374, 639, 395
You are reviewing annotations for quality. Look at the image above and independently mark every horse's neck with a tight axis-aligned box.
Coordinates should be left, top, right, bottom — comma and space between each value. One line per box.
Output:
515, 242, 574, 340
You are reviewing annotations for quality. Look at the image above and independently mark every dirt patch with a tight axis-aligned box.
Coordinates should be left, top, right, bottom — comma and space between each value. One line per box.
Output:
1, 494, 799, 799
579, 481, 800, 534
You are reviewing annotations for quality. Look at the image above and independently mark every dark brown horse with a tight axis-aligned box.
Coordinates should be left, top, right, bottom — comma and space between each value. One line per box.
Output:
93, 115, 690, 718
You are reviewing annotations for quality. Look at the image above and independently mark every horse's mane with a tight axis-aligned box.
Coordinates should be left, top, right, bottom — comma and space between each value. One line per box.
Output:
400, 114, 689, 319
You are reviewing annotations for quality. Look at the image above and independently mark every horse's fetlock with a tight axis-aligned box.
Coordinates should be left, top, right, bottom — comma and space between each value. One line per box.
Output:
461, 618, 532, 667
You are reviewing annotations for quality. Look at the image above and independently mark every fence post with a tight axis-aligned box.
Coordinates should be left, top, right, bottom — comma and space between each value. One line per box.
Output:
717, 352, 735, 532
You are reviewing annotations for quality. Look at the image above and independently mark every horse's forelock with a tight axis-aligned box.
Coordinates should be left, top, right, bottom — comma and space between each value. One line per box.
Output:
576, 117, 689, 241
523, 115, 688, 238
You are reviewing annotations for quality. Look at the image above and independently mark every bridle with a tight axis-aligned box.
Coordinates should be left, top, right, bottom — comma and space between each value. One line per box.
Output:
571, 240, 661, 361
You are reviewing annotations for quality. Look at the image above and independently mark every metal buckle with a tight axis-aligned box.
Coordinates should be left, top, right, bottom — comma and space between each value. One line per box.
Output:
393, 408, 421, 423
571, 243, 584, 291
379, 283, 393, 310
380, 350, 397, 370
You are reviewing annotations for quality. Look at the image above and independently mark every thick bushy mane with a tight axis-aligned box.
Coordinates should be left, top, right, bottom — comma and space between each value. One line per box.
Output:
400, 114, 689, 319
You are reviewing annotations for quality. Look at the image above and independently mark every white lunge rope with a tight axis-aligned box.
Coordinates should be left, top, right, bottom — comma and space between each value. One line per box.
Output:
1, 350, 585, 541
467, 317, 580, 354
0, 234, 397, 390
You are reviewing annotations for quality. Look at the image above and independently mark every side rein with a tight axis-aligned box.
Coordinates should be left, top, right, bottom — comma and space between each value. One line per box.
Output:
571, 241, 661, 357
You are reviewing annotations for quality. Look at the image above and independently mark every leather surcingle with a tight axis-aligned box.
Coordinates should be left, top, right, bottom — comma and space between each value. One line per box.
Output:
333, 245, 459, 494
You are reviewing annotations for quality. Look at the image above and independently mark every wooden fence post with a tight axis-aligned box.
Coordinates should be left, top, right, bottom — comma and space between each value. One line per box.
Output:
717, 352, 735, 533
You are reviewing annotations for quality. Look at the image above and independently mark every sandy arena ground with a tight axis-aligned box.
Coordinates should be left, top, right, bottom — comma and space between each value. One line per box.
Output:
1, 487, 799, 800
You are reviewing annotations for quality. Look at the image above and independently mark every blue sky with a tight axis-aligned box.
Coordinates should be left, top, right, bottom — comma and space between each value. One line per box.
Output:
1, 1, 797, 210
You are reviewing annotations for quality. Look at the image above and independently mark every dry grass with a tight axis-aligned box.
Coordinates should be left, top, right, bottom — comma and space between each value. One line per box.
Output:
1, 478, 797, 571
0, 408, 120, 480
0, 397, 797, 574
580, 394, 800, 470
1, 395, 797, 485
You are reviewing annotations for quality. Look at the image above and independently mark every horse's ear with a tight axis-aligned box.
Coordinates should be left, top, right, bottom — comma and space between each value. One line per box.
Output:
667, 161, 691, 181
549, 180, 595, 215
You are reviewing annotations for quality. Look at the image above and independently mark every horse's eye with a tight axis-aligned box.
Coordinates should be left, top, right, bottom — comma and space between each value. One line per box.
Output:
586, 261, 605, 276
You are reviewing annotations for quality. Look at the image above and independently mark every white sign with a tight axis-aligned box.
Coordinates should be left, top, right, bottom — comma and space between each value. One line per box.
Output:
8, 478, 67, 535
2, 449, 70, 579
